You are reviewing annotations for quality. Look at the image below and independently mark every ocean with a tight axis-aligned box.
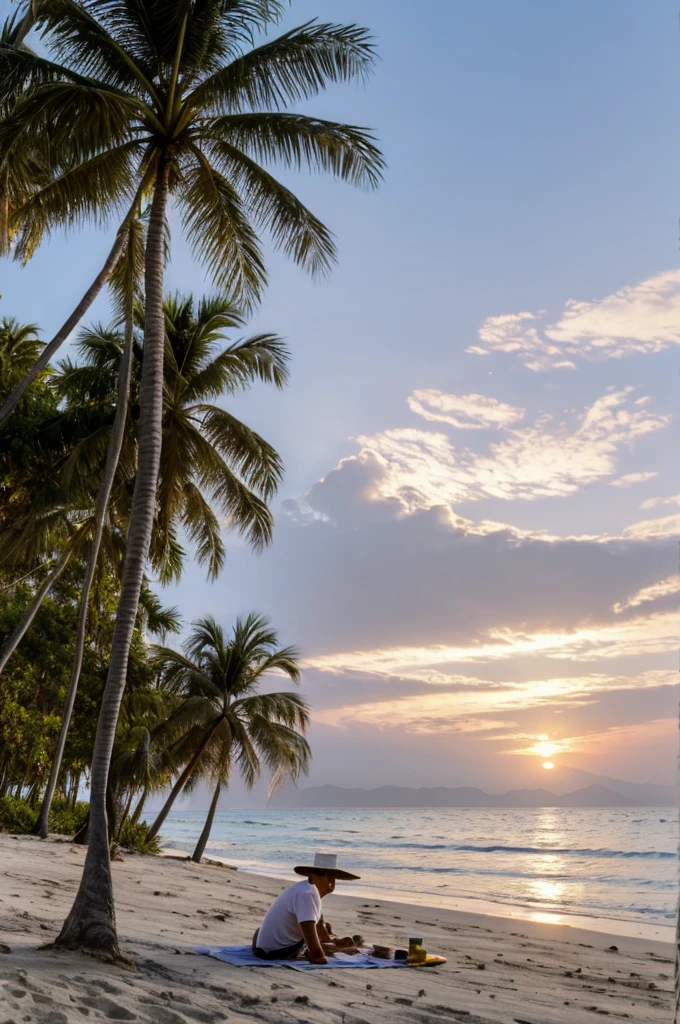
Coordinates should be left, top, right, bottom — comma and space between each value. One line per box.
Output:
159, 806, 677, 941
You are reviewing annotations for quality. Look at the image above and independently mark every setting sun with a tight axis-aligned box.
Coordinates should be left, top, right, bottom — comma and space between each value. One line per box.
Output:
542, 762, 555, 770
533, 740, 559, 759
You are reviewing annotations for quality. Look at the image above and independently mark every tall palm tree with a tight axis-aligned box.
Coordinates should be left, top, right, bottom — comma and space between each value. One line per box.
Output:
34, 290, 288, 836
147, 613, 310, 862
3, 0, 382, 958
33, 219, 145, 839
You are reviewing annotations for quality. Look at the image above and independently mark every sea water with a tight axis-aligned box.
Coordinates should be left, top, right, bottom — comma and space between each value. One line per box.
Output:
159, 806, 677, 940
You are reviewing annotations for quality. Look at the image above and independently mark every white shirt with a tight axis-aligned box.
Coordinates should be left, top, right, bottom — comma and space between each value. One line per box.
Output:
257, 879, 321, 952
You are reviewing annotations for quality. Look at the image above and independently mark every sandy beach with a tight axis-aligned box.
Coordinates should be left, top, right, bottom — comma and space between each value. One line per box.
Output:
0, 834, 673, 1023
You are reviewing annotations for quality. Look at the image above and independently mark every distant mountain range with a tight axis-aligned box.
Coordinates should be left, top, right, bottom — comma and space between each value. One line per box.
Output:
275, 773, 676, 809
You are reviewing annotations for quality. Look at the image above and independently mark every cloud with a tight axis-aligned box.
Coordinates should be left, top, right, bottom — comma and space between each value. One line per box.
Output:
310, 669, 676, 736
267, 435, 675, 659
609, 472, 658, 488
640, 493, 680, 510
406, 389, 525, 430
614, 575, 680, 615
353, 387, 667, 510
304, 611, 676, 673
622, 512, 680, 540
471, 269, 680, 369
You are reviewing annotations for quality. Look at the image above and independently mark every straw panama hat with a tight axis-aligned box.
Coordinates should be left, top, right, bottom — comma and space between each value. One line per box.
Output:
294, 852, 360, 881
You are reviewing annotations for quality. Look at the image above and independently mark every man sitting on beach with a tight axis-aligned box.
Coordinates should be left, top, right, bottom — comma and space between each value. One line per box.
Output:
252, 853, 360, 964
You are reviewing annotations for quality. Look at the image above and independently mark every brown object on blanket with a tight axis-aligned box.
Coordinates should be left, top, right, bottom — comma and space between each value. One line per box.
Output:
371, 945, 395, 959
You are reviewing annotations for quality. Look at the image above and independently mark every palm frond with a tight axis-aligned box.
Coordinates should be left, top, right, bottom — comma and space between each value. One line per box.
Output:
0, 41, 89, 115
235, 690, 308, 729
149, 518, 186, 584
180, 480, 225, 579
183, 333, 289, 401
196, 404, 283, 501
0, 318, 43, 384
206, 138, 336, 276
109, 211, 147, 318
186, 19, 377, 115
182, 614, 226, 662
10, 142, 141, 261
179, 148, 266, 308
204, 111, 384, 190
1, 81, 147, 163
138, 578, 181, 638
39, 0, 161, 103
184, 422, 274, 550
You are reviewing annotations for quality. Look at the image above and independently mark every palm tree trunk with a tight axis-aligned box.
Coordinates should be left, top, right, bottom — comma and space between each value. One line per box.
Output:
0, 547, 73, 674
55, 160, 170, 958
0, 228, 129, 427
146, 717, 222, 841
115, 787, 136, 844
72, 809, 89, 845
34, 284, 136, 840
129, 783, 148, 827
70, 771, 81, 809
191, 781, 221, 864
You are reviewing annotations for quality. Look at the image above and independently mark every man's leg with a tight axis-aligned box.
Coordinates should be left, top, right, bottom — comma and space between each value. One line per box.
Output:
252, 933, 305, 961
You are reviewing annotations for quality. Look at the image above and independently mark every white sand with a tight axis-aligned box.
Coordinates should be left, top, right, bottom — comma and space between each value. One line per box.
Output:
0, 834, 673, 1023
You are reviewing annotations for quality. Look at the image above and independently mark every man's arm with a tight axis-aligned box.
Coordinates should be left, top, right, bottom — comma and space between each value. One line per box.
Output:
299, 920, 327, 963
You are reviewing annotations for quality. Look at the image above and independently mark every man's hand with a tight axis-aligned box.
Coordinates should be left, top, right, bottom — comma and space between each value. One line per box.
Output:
300, 920, 327, 963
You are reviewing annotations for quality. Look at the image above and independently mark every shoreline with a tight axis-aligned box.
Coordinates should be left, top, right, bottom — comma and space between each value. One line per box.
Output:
0, 834, 672, 1023
159, 845, 675, 945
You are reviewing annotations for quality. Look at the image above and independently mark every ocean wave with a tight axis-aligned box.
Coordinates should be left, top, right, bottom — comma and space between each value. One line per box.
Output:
390, 842, 675, 859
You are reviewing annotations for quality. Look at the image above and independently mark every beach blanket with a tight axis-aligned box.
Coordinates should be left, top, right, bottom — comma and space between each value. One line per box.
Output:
195, 945, 404, 970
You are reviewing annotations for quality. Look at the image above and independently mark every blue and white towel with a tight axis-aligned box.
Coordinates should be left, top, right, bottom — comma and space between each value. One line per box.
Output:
195, 945, 404, 971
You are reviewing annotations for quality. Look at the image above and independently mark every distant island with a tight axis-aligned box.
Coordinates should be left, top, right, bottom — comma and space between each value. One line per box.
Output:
275, 781, 675, 809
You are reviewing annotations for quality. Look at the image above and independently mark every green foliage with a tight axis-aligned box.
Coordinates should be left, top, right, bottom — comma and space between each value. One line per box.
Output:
118, 819, 160, 854
149, 612, 310, 850
48, 798, 89, 835
0, 796, 87, 835
0, 795, 36, 833
1, 0, 384, 308
53, 293, 289, 581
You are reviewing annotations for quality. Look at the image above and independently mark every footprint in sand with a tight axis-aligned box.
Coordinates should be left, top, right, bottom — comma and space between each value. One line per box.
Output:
79, 996, 137, 1020
140, 1007, 186, 1024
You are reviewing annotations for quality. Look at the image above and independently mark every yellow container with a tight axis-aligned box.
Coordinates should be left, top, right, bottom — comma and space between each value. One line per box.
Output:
408, 937, 427, 963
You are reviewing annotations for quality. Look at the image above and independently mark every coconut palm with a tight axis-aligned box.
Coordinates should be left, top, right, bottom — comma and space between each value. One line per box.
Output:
55, 292, 287, 575
0, 1, 383, 422
34, 290, 288, 836
147, 614, 310, 863
2, 0, 381, 957
33, 222, 144, 839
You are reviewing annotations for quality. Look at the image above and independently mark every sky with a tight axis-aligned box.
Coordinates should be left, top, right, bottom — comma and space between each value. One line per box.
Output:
2, 0, 679, 801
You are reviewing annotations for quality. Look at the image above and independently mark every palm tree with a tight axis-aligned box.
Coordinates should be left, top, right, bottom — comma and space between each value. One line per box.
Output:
34, 290, 288, 836
147, 614, 310, 863
3, 0, 381, 958
33, 221, 144, 839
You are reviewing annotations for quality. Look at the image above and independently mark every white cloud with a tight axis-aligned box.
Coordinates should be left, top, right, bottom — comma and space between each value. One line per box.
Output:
622, 512, 680, 540
355, 387, 667, 510
640, 493, 680, 510
305, 611, 676, 672
477, 311, 544, 352
311, 669, 676, 733
614, 575, 680, 614
407, 389, 524, 430
609, 471, 658, 488
471, 269, 680, 369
